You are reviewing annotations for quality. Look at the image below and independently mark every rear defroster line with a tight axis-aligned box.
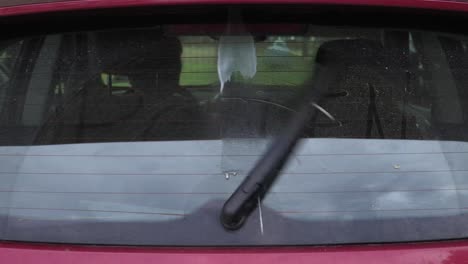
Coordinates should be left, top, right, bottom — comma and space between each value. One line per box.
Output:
1, 205, 468, 217
0, 206, 186, 216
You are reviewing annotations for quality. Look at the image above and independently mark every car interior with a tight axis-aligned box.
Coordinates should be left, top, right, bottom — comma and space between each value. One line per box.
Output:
0, 25, 467, 146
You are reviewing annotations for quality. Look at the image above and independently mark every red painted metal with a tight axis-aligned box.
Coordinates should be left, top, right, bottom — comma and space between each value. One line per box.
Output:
1, 240, 468, 263
1, 0, 468, 17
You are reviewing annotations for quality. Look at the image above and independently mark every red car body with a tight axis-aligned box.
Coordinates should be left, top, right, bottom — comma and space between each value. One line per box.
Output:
1, 0, 468, 263
2, 0, 468, 16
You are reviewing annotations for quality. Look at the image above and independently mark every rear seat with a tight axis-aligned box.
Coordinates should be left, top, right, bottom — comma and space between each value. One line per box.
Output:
36, 29, 210, 144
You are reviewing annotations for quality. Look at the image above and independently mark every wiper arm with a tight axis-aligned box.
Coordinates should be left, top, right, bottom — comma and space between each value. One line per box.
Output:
220, 82, 333, 230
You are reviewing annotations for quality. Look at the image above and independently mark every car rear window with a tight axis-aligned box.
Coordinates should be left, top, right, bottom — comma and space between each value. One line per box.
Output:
2, 11, 468, 246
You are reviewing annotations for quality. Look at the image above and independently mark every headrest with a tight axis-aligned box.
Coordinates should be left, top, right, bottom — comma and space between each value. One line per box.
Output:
95, 28, 182, 77
316, 39, 386, 67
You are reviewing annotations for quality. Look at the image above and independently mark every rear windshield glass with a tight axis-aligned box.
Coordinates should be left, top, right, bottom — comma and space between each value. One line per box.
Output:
2, 19, 468, 246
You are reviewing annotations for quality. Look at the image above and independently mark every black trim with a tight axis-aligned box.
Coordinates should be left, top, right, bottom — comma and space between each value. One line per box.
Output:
1, 5, 468, 40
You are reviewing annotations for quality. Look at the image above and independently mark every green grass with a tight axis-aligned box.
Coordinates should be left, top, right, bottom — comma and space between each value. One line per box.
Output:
179, 59, 313, 86
102, 40, 319, 88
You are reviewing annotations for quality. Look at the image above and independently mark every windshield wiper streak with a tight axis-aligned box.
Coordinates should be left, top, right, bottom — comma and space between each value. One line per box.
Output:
220, 81, 329, 230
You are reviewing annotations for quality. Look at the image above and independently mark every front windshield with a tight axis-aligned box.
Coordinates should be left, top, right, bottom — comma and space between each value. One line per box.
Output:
1, 18, 468, 245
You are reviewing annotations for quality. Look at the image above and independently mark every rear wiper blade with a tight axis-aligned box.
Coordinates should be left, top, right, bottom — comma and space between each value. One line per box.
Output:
220, 81, 334, 230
